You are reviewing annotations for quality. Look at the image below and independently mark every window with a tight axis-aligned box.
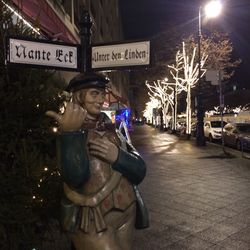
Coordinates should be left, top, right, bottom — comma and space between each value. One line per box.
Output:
236, 124, 250, 133
62, 0, 73, 21
210, 121, 227, 128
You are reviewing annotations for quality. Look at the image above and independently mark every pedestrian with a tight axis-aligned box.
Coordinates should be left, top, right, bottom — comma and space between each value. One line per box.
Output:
46, 72, 148, 250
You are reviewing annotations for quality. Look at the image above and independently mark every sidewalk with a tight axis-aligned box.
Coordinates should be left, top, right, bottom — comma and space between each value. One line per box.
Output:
132, 125, 250, 250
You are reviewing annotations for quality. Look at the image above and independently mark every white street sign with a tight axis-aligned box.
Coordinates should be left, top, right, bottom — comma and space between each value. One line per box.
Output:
7, 38, 78, 69
92, 41, 150, 69
206, 70, 219, 85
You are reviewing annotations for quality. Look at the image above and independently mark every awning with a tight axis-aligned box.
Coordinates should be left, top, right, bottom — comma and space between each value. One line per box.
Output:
11, 0, 78, 43
104, 90, 128, 109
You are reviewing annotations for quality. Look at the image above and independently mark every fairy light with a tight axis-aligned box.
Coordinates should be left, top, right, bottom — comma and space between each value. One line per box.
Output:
52, 127, 58, 133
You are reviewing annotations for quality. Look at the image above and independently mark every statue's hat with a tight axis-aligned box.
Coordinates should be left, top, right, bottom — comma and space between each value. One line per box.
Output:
66, 72, 109, 92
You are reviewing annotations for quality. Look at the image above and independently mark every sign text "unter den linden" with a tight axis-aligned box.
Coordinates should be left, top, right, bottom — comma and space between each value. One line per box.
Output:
91, 41, 150, 69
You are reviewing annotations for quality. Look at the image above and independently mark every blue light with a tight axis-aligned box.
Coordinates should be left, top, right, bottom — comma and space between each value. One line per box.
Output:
115, 108, 131, 127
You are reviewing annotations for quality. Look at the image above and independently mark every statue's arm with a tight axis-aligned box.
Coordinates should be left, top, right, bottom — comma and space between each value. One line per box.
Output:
112, 143, 146, 185
58, 131, 90, 187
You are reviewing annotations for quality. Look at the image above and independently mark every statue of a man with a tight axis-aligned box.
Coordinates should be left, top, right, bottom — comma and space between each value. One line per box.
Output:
46, 72, 148, 250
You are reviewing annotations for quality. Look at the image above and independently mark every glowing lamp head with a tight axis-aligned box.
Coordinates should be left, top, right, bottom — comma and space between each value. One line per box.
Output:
205, 1, 222, 18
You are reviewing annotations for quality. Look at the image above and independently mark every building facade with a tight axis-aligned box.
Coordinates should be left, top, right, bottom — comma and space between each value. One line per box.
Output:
7, 0, 130, 108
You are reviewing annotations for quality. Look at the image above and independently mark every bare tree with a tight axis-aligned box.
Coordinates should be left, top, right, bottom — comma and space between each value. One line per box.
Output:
168, 50, 185, 130
184, 31, 241, 80
168, 42, 208, 134
145, 80, 174, 128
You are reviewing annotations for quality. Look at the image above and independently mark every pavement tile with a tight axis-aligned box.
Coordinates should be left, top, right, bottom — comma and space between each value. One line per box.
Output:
175, 218, 215, 234
149, 209, 189, 227
207, 244, 227, 250
205, 199, 236, 208
195, 223, 242, 244
221, 214, 250, 229
176, 199, 217, 212
132, 126, 250, 250
161, 226, 192, 247
217, 237, 250, 250
226, 201, 250, 213
176, 193, 220, 207
190, 192, 223, 201
149, 210, 175, 225
202, 207, 238, 219
133, 225, 191, 250
213, 196, 241, 205
162, 200, 208, 217
229, 227, 250, 243
166, 235, 214, 250
199, 213, 228, 223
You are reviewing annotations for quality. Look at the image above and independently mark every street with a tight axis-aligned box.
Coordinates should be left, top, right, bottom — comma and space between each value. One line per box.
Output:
132, 125, 250, 250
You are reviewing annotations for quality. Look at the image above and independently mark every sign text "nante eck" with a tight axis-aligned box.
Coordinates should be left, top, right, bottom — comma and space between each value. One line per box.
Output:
8, 38, 78, 69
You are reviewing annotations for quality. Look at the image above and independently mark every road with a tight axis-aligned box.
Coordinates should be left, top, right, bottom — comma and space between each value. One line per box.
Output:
132, 125, 250, 250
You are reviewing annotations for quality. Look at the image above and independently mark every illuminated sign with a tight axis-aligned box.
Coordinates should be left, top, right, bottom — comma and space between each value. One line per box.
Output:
6, 37, 150, 71
92, 41, 150, 69
7, 37, 78, 70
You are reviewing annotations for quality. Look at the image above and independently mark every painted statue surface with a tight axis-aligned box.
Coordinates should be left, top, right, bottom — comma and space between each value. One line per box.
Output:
46, 73, 148, 250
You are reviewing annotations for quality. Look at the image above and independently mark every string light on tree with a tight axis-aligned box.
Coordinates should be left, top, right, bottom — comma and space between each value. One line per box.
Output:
169, 42, 207, 135
143, 97, 159, 125
145, 79, 175, 129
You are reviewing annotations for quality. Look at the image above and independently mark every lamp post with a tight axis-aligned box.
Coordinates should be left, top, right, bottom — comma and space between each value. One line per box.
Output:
196, 1, 222, 146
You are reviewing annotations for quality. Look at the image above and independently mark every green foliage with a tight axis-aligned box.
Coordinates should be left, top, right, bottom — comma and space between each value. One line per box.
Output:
0, 2, 69, 249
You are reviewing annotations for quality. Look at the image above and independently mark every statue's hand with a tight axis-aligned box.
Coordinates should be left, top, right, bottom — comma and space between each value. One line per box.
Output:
46, 102, 87, 132
88, 137, 118, 164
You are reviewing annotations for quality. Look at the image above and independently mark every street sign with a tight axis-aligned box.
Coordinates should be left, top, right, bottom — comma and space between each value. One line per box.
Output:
6, 37, 151, 71
6, 37, 79, 70
206, 70, 224, 86
206, 70, 219, 85
91, 41, 150, 70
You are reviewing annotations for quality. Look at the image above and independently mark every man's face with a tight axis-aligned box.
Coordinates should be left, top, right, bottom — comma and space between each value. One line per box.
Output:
83, 88, 106, 116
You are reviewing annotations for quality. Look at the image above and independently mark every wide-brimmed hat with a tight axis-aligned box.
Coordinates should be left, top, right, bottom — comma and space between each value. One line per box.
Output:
65, 72, 109, 92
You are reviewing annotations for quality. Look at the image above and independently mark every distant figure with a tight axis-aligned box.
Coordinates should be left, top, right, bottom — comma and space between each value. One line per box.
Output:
46, 72, 148, 250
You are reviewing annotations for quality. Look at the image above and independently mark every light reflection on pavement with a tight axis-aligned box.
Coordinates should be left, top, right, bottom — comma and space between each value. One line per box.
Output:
131, 125, 250, 250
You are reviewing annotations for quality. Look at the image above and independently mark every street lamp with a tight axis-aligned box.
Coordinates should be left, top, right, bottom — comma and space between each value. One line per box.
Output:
196, 0, 222, 146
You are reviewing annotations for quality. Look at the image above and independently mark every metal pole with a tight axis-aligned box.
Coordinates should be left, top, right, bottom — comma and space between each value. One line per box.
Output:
173, 83, 177, 131
196, 6, 206, 146
219, 70, 225, 151
79, 10, 92, 73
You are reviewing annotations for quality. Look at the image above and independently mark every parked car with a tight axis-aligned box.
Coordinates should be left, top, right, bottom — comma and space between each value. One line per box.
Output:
223, 123, 250, 151
204, 120, 227, 142
191, 122, 197, 137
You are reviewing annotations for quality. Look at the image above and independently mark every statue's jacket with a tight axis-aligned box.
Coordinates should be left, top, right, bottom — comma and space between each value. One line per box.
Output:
58, 116, 147, 233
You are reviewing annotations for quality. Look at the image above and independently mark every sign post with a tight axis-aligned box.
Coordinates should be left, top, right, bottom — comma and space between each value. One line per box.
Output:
6, 11, 150, 73
79, 10, 92, 73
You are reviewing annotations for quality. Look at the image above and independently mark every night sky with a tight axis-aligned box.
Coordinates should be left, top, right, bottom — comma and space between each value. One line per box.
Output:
120, 0, 250, 89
